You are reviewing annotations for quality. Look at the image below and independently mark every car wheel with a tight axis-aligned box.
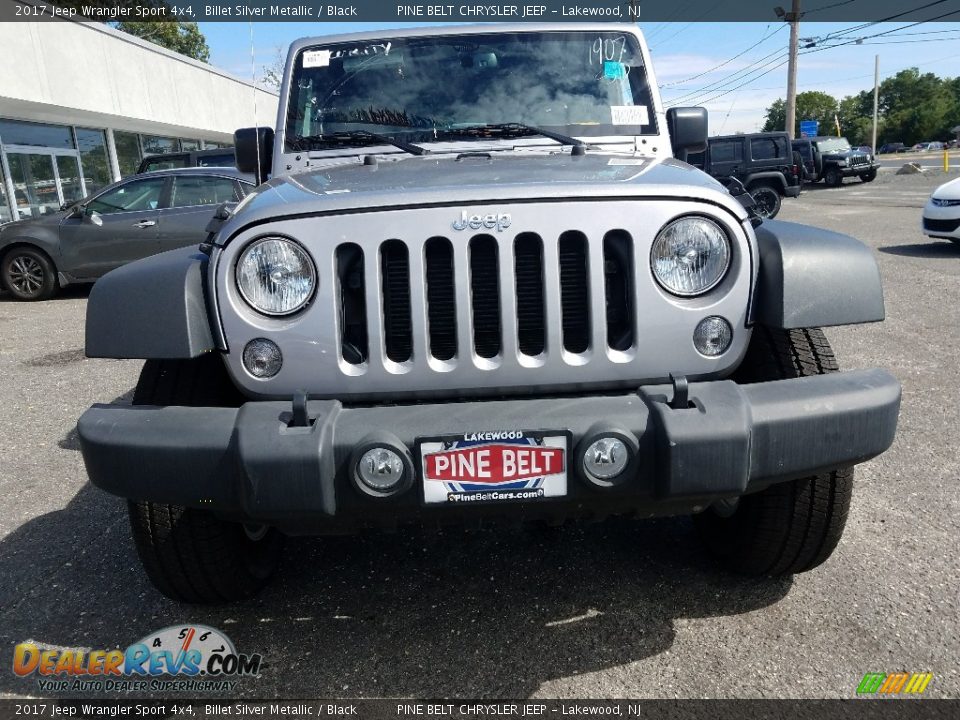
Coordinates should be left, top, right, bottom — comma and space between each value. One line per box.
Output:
860, 169, 877, 183
749, 185, 782, 219
824, 167, 842, 187
127, 355, 282, 603
693, 327, 854, 576
1, 247, 57, 301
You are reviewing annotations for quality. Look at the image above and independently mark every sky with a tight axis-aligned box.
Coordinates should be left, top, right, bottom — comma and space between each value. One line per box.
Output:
198, 21, 960, 135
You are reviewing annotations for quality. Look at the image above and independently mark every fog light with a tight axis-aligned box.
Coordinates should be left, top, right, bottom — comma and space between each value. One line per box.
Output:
583, 437, 629, 480
693, 316, 733, 357
357, 447, 405, 493
242, 338, 282, 378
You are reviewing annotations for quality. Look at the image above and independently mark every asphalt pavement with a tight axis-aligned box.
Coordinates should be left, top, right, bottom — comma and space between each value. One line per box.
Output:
0, 174, 958, 699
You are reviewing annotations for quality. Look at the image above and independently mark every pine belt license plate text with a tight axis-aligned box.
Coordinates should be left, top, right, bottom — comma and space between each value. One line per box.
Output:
419, 431, 568, 505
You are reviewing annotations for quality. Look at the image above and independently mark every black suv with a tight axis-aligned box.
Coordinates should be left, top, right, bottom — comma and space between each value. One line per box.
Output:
687, 132, 801, 219
137, 148, 236, 174
792, 136, 879, 187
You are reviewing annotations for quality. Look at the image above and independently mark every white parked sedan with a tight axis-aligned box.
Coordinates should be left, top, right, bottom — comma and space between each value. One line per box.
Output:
922, 176, 960, 242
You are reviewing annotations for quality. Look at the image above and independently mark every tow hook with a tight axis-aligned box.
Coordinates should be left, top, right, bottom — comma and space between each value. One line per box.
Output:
289, 391, 311, 428
669, 373, 690, 410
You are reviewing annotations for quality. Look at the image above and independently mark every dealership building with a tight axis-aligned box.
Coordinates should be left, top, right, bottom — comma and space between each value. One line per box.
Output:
0, 17, 278, 224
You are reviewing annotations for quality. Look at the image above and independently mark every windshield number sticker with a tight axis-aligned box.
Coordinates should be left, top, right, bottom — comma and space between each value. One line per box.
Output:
591, 37, 628, 67
610, 105, 649, 126
302, 50, 331, 68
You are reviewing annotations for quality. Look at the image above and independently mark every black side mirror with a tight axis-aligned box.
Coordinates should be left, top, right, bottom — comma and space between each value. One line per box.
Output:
68, 205, 84, 219
234, 126, 274, 185
666, 107, 708, 162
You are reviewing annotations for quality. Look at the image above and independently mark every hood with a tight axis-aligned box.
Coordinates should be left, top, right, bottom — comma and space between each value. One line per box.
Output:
933, 177, 960, 201
224, 153, 746, 232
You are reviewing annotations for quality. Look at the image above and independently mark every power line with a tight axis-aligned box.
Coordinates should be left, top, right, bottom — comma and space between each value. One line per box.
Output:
663, 48, 788, 105
659, 24, 786, 88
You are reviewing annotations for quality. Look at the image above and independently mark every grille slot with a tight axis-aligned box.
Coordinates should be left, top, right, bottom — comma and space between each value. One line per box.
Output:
514, 233, 546, 356
380, 240, 413, 363
924, 217, 960, 233
335, 243, 368, 365
558, 231, 590, 353
604, 230, 635, 352
424, 237, 457, 361
469, 236, 501, 358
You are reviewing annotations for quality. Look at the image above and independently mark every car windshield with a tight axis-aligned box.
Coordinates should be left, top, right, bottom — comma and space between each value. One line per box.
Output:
817, 138, 851, 153
284, 30, 657, 152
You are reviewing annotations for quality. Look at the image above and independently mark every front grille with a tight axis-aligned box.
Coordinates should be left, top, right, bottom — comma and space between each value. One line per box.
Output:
335, 230, 637, 368
924, 217, 960, 233
849, 154, 870, 167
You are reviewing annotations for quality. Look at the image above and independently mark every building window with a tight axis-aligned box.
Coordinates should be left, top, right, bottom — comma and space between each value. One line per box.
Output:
141, 135, 180, 156
75, 128, 111, 195
0, 119, 75, 149
114, 131, 142, 178
0, 160, 11, 224
180, 139, 201, 151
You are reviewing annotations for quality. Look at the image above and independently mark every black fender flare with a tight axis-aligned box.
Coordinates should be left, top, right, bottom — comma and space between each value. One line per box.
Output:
744, 172, 787, 192
85, 247, 215, 359
750, 220, 885, 329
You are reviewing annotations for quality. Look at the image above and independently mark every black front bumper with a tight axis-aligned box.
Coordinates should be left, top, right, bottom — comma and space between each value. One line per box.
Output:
841, 162, 880, 177
77, 369, 900, 534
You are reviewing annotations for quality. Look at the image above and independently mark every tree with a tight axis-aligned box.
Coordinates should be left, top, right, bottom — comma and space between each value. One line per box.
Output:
49, 1, 210, 62
260, 47, 287, 91
876, 69, 955, 144
762, 91, 839, 136
112, 21, 210, 63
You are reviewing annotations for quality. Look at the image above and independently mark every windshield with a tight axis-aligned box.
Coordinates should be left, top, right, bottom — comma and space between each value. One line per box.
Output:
285, 31, 657, 151
816, 138, 851, 153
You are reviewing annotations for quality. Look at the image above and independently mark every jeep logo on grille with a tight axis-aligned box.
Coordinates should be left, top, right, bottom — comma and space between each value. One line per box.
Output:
453, 211, 512, 232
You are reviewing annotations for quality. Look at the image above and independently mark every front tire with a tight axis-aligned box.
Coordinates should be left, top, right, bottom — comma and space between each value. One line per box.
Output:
693, 327, 854, 576
1, 247, 57, 301
128, 355, 283, 603
749, 185, 782, 219
823, 167, 843, 187
860, 169, 877, 183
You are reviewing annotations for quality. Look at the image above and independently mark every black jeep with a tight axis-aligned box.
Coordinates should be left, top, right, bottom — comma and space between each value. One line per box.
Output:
792, 136, 880, 187
687, 132, 801, 219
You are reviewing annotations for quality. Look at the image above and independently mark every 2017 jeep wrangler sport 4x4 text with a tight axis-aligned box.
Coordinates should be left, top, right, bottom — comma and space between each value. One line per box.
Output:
77, 24, 901, 603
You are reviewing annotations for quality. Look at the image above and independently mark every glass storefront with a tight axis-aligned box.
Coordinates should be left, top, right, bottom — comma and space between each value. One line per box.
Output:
55, 155, 84, 205
113, 131, 142, 178
0, 119, 74, 149
141, 135, 180, 156
0, 119, 230, 221
75, 128, 111, 195
0, 158, 11, 224
7, 153, 61, 218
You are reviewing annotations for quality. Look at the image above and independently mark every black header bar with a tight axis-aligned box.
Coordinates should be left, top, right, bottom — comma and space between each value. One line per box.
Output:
6, 0, 960, 23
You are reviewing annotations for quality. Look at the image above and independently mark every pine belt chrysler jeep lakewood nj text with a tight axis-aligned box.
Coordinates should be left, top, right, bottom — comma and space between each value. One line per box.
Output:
77, 24, 901, 603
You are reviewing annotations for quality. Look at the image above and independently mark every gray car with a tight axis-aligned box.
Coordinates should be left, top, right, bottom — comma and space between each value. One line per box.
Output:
0, 167, 254, 301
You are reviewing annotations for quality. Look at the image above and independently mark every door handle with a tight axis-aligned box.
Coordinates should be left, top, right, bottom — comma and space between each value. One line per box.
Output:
133, 220, 156, 228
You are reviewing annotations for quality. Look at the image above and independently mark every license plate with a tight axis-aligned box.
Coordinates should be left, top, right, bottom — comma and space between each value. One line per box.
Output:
419, 430, 568, 505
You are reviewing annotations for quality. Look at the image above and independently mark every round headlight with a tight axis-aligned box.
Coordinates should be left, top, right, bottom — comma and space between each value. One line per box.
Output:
651, 217, 730, 296
236, 237, 316, 316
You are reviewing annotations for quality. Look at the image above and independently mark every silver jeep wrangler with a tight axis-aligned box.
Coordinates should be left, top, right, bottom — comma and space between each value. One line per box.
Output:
78, 24, 901, 603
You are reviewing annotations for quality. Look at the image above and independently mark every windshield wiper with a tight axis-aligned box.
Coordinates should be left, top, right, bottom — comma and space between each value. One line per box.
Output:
437, 123, 593, 151
290, 130, 430, 156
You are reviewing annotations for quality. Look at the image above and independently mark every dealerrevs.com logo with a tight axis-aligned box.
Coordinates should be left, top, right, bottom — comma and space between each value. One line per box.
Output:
12, 625, 261, 693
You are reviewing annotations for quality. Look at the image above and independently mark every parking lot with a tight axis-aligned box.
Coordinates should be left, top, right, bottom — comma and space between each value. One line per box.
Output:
0, 173, 958, 700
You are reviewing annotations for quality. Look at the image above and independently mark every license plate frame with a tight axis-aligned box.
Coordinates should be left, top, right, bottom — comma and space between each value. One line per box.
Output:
417, 430, 570, 506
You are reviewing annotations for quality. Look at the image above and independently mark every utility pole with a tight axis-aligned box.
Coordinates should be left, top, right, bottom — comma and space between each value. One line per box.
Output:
783, 0, 801, 139
871, 55, 880, 152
